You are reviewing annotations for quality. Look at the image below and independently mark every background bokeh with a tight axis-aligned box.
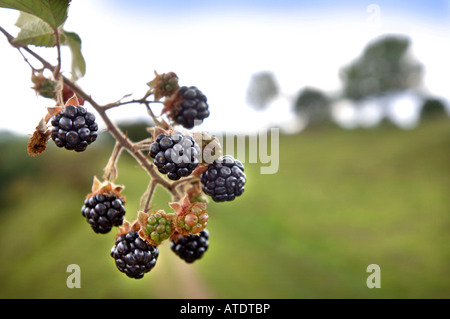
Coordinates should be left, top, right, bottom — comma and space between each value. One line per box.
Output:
0, 0, 449, 298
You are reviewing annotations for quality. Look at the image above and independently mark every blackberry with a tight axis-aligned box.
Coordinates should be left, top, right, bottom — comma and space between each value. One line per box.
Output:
172, 86, 210, 129
201, 155, 246, 202
149, 132, 200, 180
171, 230, 209, 263
110, 230, 159, 279
81, 193, 126, 234
50, 104, 98, 152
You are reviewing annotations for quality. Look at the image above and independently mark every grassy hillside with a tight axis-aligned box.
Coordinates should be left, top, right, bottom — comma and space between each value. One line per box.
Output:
0, 118, 448, 299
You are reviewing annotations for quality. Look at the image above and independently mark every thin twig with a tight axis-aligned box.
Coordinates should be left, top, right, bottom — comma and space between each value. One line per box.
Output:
144, 102, 170, 129
141, 179, 158, 213
102, 97, 144, 110
53, 28, 62, 80
18, 48, 42, 72
171, 176, 199, 189
65, 78, 175, 191
0, 26, 55, 70
103, 141, 123, 181
101, 95, 163, 110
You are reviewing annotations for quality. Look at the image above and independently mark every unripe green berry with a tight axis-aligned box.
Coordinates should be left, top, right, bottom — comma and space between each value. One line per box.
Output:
139, 210, 174, 246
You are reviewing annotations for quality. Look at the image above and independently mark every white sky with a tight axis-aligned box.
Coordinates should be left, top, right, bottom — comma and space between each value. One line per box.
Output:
0, 2, 449, 135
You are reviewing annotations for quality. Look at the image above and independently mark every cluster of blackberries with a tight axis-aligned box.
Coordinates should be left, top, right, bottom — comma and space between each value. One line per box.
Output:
171, 230, 209, 263
71, 78, 247, 280
201, 155, 246, 202
110, 230, 159, 279
50, 105, 98, 152
172, 86, 210, 129
149, 132, 200, 180
81, 193, 126, 234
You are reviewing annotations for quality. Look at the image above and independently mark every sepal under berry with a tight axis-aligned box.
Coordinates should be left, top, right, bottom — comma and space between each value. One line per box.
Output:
61, 84, 85, 106
88, 176, 126, 201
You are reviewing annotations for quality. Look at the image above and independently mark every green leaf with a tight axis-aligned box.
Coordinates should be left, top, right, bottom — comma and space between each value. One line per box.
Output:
62, 31, 86, 80
13, 12, 57, 47
0, 0, 70, 29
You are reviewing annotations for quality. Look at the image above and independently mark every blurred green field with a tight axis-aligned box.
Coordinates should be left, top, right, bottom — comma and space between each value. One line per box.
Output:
0, 117, 449, 299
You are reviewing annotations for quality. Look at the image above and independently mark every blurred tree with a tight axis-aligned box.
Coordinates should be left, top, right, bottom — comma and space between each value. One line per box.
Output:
340, 35, 423, 101
420, 98, 448, 120
246, 71, 279, 110
294, 87, 331, 128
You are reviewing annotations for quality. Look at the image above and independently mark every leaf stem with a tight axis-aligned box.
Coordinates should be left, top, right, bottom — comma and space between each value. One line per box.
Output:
53, 28, 62, 80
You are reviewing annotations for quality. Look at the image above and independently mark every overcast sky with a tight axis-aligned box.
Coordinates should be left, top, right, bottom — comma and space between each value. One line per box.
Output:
0, 0, 449, 135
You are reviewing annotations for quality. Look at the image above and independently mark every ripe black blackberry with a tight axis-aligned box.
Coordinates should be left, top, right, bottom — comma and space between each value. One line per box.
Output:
50, 104, 98, 152
172, 86, 210, 129
149, 132, 200, 180
110, 230, 159, 279
201, 155, 246, 202
81, 193, 126, 234
171, 230, 209, 263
